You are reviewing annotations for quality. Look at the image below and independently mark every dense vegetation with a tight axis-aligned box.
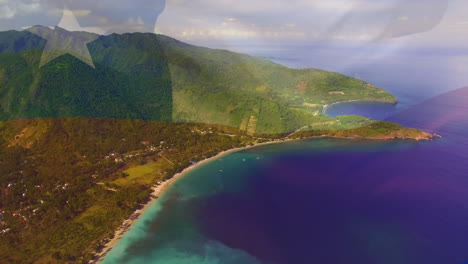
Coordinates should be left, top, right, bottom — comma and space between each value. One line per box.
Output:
159, 35, 397, 134
289, 116, 436, 140
0, 28, 173, 123
0, 118, 256, 263
0, 27, 396, 134
0, 116, 436, 264
0, 27, 433, 263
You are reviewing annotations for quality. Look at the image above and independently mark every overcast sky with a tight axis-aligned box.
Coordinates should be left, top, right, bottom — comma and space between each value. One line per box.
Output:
0, 0, 467, 48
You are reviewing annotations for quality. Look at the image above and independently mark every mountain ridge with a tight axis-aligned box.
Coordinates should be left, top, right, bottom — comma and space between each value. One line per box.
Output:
0, 27, 438, 264
0, 26, 397, 134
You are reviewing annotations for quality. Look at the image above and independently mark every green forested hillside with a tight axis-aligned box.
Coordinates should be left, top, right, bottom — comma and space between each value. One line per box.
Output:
0, 116, 435, 264
157, 34, 396, 133
0, 23, 444, 264
0, 27, 435, 264
0, 27, 396, 134
0, 118, 253, 263
0, 28, 174, 123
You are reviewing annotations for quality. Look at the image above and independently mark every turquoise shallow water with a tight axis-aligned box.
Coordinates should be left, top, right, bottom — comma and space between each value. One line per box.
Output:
102, 139, 425, 264
103, 87, 468, 264
102, 149, 267, 264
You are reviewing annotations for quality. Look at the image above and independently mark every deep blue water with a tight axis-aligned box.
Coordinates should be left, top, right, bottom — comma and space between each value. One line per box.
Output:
324, 101, 398, 120
102, 44, 468, 263
103, 86, 468, 264
211, 43, 468, 116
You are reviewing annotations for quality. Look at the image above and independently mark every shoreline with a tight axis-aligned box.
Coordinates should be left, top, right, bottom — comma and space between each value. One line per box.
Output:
91, 138, 295, 263
322, 99, 398, 114
91, 129, 437, 262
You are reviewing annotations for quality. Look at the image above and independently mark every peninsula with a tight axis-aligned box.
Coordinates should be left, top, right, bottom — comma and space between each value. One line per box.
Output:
0, 27, 438, 263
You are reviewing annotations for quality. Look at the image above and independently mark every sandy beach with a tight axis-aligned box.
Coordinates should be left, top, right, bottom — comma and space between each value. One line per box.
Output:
91, 139, 292, 263
90, 117, 435, 263
90, 124, 438, 263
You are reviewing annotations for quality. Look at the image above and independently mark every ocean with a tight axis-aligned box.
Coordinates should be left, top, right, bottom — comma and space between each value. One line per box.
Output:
102, 45, 468, 264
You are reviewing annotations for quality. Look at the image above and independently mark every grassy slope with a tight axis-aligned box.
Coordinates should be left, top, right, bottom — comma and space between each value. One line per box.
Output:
0, 118, 253, 263
0, 116, 435, 263
157, 35, 396, 134
0, 28, 396, 135
0, 28, 433, 263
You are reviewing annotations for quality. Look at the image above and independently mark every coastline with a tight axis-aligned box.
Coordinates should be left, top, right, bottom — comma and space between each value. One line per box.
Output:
322, 99, 398, 114
91, 127, 437, 263
91, 138, 294, 263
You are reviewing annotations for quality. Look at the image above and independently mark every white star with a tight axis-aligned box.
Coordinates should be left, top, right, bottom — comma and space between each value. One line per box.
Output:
28, 9, 99, 68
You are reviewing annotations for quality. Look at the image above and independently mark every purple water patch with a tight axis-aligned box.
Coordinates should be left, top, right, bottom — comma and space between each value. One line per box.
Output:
196, 87, 468, 264
104, 87, 468, 264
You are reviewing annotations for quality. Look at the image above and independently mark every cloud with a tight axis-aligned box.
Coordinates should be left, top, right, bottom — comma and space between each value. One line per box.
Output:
378, 0, 448, 39
158, 13, 306, 42
0, 0, 462, 48
1, 0, 167, 34
0, 0, 41, 19
156, 0, 452, 45
57, 0, 166, 34
72, 9, 92, 17
0, 4, 15, 19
